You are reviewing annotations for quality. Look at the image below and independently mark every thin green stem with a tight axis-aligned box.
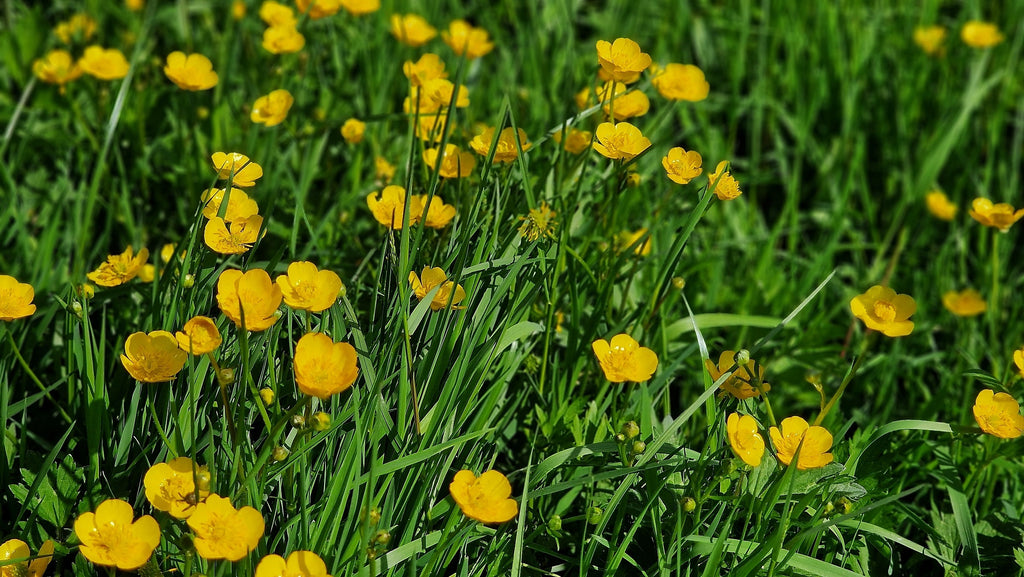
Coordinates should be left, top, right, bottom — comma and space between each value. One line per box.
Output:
814, 333, 875, 426
146, 394, 176, 457
6, 329, 73, 424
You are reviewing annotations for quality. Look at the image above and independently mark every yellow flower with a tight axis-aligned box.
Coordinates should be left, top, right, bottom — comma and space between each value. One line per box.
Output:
188, 494, 264, 561
969, 198, 1024, 231
216, 269, 283, 332
595, 38, 651, 84
0, 275, 36, 321
1015, 347, 1024, 379
615, 228, 652, 256
256, 551, 333, 577
276, 261, 344, 312
925, 190, 957, 221
449, 470, 518, 524
597, 82, 649, 121
163, 52, 218, 91
367, 185, 422, 229
708, 160, 741, 200
144, 457, 211, 519
552, 128, 592, 154
259, 1, 298, 26
973, 389, 1024, 439
518, 202, 557, 241
0, 539, 53, 577
121, 330, 188, 383
592, 122, 650, 161
138, 264, 156, 283
414, 112, 449, 142
442, 19, 494, 59
125, 0, 144, 10
391, 14, 437, 47
33, 50, 82, 89
591, 333, 658, 383
414, 195, 457, 228
211, 152, 263, 187
704, 350, 771, 400
294, 332, 359, 399
942, 289, 987, 317
340, 0, 379, 15
54, 13, 96, 45
914, 26, 947, 56
375, 156, 396, 183
727, 413, 765, 467
250, 89, 293, 127
175, 316, 223, 355
662, 147, 703, 185
87, 246, 150, 287
470, 127, 531, 163
961, 20, 1003, 48
78, 46, 130, 80
409, 267, 467, 311
296, 0, 341, 19
770, 417, 833, 470
340, 118, 366, 143
403, 53, 448, 87
74, 499, 160, 570
263, 25, 306, 54
232, 0, 247, 19
417, 78, 470, 110
204, 215, 263, 255
423, 144, 476, 179
201, 187, 260, 222
651, 63, 709, 102
575, 87, 592, 110
850, 285, 915, 337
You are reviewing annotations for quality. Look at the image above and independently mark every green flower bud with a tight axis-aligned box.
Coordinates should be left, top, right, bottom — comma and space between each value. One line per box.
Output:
621, 421, 640, 439
217, 368, 235, 386
312, 411, 331, 431
682, 497, 696, 513
631, 441, 646, 455
671, 277, 686, 290
548, 514, 562, 531
272, 446, 289, 461
586, 506, 603, 525
735, 349, 750, 365
374, 530, 391, 545
183, 273, 196, 289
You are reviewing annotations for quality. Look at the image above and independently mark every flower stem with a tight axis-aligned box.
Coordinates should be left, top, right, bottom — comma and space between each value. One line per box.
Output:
5, 328, 73, 424
989, 231, 1000, 362
814, 333, 875, 426
146, 394, 176, 457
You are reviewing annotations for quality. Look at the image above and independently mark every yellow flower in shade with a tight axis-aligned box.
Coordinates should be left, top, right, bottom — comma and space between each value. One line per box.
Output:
74, 499, 160, 570
0, 275, 36, 321
914, 26, 947, 56
413, 195, 457, 228
232, 0, 247, 19
592, 122, 650, 161
121, 331, 188, 383
204, 215, 263, 255
662, 147, 703, 185
256, 551, 333, 577
54, 13, 96, 44
597, 82, 649, 121
552, 128, 592, 154
263, 25, 306, 54
163, 52, 218, 91
175, 316, 222, 355
961, 21, 1003, 48
449, 470, 518, 524
968, 198, 1024, 231
78, 46, 130, 80
340, 0, 379, 15
0, 539, 53, 577
188, 494, 264, 561
403, 53, 448, 87
138, 264, 156, 283
126, 0, 144, 11
1015, 347, 1024, 379
595, 38, 651, 84
651, 63, 709, 102
591, 334, 658, 383
390, 14, 437, 47
727, 413, 765, 467
296, 0, 341, 19
770, 417, 834, 470
470, 127, 531, 163
259, 1, 298, 26
925, 190, 957, 221
414, 112, 449, 142
850, 285, 915, 337
293, 332, 359, 399
409, 267, 466, 311
144, 457, 211, 519
340, 118, 366, 143
216, 269, 283, 332
615, 228, 652, 256
275, 261, 344, 313
211, 152, 263, 187
575, 86, 592, 110
424, 144, 476, 179
942, 289, 987, 317
33, 50, 82, 90
442, 20, 494, 59
518, 202, 557, 241
708, 160, 742, 200
704, 350, 771, 400
201, 187, 260, 223
87, 246, 150, 287
367, 185, 422, 229
375, 156, 396, 183
973, 389, 1024, 439
251, 89, 293, 127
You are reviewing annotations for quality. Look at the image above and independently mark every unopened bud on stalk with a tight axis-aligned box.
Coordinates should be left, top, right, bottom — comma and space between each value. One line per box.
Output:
259, 388, 275, 407
682, 497, 696, 513
183, 274, 195, 288
614, 433, 626, 444
77, 284, 95, 299
216, 368, 235, 386
374, 530, 390, 545
586, 506, 603, 525
548, 514, 562, 531
631, 441, 646, 455
672, 277, 686, 290
622, 421, 640, 439
735, 349, 750, 365
312, 411, 331, 431
272, 446, 289, 461
71, 301, 83, 318
291, 414, 306, 428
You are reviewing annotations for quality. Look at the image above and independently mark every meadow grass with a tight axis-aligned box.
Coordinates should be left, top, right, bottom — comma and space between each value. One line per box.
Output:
1, 0, 1023, 575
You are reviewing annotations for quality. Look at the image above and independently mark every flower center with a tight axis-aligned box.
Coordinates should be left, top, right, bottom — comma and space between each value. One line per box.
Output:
872, 300, 896, 323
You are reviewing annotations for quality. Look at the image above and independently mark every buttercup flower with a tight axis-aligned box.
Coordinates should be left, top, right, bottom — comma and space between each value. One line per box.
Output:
255, 551, 333, 577
211, 152, 263, 187
296, 0, 341, 19
414, 112, 449, 142
54, 13, 96, 44
415, 195, 457, 228
263, 25, 306, 54
942, 289, 986, 317
0, 275, 36, 321
188, 494, 264, 561
595, 38, 651, 84
470, 127, 530, 163
850, 285, 915, 337
276, 262, 344, 313
708, 161, 741, 200
968, 198, 1024, 231
251, 89, 294, 127
1015, 347, 1024, 379
662, 147, 703, 184
202, 187, 260, 223
442, 19, 494, 59
914, 26, 947, 56
293, 332, 359, 399
144, 457, 211, 519
598, 82, 649, 121
409, 267, 466, 311
403, 53, 447, 87
121, 331, 188, 383
216, 269, 283, 332
925, 190, 957, 221
961, 21, 1003, 48
415, 78, 470, 110
704, 350, 771, 400
973, 389, 1024, 439
552, 128, 592, 154
519, 202, 557, 241
591, 333, 658, 383
340, 0, 379, 15
391, 14, 437, 47
74, 499, 160, 570
770, 417, 833, 470
87, 246, 150, 287
616, 228, 651, 256
367, 186, 423, 229
449, 470, 518, 524
204, 215, 263, 255
0, 539, 53, 577
727, 413, 765, 467
652, 63, 709, 101
232, 0, 247, 18
375, 156, 396, 183
424, 144, 476, 179
138, 264, 156, 283
592, 122, 650, 161
340, 118, 365, 143
175, 316, 223, 355
259, 1, 297, 26
78, 46, 130, 80
33, 50, 82, 90
163, 52, 218, 91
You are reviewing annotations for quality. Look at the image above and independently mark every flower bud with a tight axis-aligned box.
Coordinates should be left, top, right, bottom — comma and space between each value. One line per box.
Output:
621, 421, 640, 439
71, 301, 84, 318
217, 368, 235, 386
374, 530, 390, 545
312, 411, 331, 431
365, 547, 377, 560
671, 277, 686, 290
78, 283, 96, 299
837, 497, 853, 515
735, 349, 750, 365
682, 497, 696, 513
259, 388, 275, 407
548, 514, 562, 531
291, 414, 306, 428
338, 282, 347, 299
586, 506, 603, 525
183, 273, 195, 288
272, 446, 289, 461
361, 506, 381, 524
195, 468, 211, 492
823, 501, 835, 516
273, 309, 284, 320
197, 106, 210, 120
614, 433, 626, 444
631, 441, 646, 455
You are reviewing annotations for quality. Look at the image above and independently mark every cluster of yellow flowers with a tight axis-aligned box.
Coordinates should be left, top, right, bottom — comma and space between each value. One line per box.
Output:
914, 19, 1004, 56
